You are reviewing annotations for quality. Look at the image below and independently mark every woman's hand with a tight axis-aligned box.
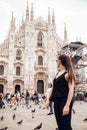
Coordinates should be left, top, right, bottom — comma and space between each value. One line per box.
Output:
45, 99, 49, 109
62, 105, 69, 116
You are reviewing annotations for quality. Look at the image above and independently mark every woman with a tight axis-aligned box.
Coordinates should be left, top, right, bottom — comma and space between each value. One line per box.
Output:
46, 54, 75, 130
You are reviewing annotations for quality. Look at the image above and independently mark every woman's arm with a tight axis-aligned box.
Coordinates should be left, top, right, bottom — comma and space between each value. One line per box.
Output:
63, 73, 75, 115
65, 80, 74, 107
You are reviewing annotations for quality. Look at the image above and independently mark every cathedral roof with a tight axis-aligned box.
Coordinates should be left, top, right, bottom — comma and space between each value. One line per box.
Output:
34, 16, 47, 27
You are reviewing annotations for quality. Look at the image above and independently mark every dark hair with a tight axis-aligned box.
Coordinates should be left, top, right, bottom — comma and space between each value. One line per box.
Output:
58, 54, 75, 83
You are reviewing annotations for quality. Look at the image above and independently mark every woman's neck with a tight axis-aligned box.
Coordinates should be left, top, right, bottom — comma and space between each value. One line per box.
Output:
56, 69, 66, 78
58, 66, 66, 71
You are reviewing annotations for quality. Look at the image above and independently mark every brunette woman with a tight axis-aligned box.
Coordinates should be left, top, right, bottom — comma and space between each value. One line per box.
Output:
46, 54, 75, 130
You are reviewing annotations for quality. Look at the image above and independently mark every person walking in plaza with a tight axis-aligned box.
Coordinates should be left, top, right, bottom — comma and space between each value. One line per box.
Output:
6, 92, 11, 104
33, 90, 39, 104
46, 54, 75, 130
16, 91, 21, 105
25, 90, 30, 106
46, 83, 53, 115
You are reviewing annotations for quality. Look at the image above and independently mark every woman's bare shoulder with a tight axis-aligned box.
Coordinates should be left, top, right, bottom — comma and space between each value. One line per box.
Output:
65, 72, 69, 81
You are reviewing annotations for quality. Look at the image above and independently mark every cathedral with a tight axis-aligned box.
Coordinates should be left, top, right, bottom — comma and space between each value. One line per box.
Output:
0, 3, 67, 94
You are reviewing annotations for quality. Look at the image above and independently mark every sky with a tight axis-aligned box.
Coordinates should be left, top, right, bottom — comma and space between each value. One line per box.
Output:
0, 0, 87, 44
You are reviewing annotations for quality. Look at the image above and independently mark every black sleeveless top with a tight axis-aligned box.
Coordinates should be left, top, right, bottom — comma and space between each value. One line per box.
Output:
50, 72, 69, 101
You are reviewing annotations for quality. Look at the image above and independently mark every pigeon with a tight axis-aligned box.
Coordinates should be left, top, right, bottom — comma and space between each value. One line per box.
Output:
31, 109, 36, 113
42, 107, 45, 110
3, 106, 5, 109
83, 118, 87, 122
39, 106, 41, 109
13, 114, 16, 120
0, 116, 4, 121
26, 104, 28, 107
28, 105, 32, 109
72, 108, 75, 114
30, 105, 32, 108
17, 120, 23, 125
13, 107, 17, 110
0, 127, 8, 130
32, 114, 34, 119
34, 123, 42, 130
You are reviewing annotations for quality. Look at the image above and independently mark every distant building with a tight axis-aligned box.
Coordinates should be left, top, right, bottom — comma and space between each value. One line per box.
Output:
60, 41, 87, 92
0, 3, 68, 94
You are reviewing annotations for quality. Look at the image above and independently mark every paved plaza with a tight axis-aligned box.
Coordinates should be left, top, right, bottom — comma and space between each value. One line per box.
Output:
0, 101, 87, 130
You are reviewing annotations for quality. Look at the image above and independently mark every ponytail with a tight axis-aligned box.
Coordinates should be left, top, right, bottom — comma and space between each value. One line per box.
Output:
58, 54, 75, 84
66, 55, 75, 84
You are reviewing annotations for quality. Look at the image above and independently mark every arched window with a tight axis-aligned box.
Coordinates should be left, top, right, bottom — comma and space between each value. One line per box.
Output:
38, 56, 43, 65
37, 32, 43, 47
16, 49, 22, 60
16, 66, 21, 76
0, 65, 4, 75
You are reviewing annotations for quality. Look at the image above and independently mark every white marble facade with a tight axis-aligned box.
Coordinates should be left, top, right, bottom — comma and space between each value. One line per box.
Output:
0, 3, 67, 94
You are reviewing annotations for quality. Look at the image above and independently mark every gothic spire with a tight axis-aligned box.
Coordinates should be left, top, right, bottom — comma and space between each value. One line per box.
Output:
26, 1, 29, 21
10, 12, 15, 31
48, 8, 51, 25
19, 19, 20, 28
11, 12, 14, 23
30, 3, 34, 22
22, 13, 24, 25
64, 23, 68, 41
52, 9, 55, 25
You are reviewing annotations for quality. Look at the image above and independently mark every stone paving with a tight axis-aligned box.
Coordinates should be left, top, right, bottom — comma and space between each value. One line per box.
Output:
0, 101, 87, 130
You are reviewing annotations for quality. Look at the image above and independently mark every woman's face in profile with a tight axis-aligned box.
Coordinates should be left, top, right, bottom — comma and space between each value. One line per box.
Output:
56, 59, 61, 68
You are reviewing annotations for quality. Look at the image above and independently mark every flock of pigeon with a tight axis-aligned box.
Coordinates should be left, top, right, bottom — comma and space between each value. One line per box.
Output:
0, 101, 87, 130
0, 102, 45, 130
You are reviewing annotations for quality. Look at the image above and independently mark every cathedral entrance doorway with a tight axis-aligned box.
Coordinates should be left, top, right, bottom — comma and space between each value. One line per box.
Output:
15, 85, 21, 93
0, 84, 4, 93
37, 80, 44, 94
